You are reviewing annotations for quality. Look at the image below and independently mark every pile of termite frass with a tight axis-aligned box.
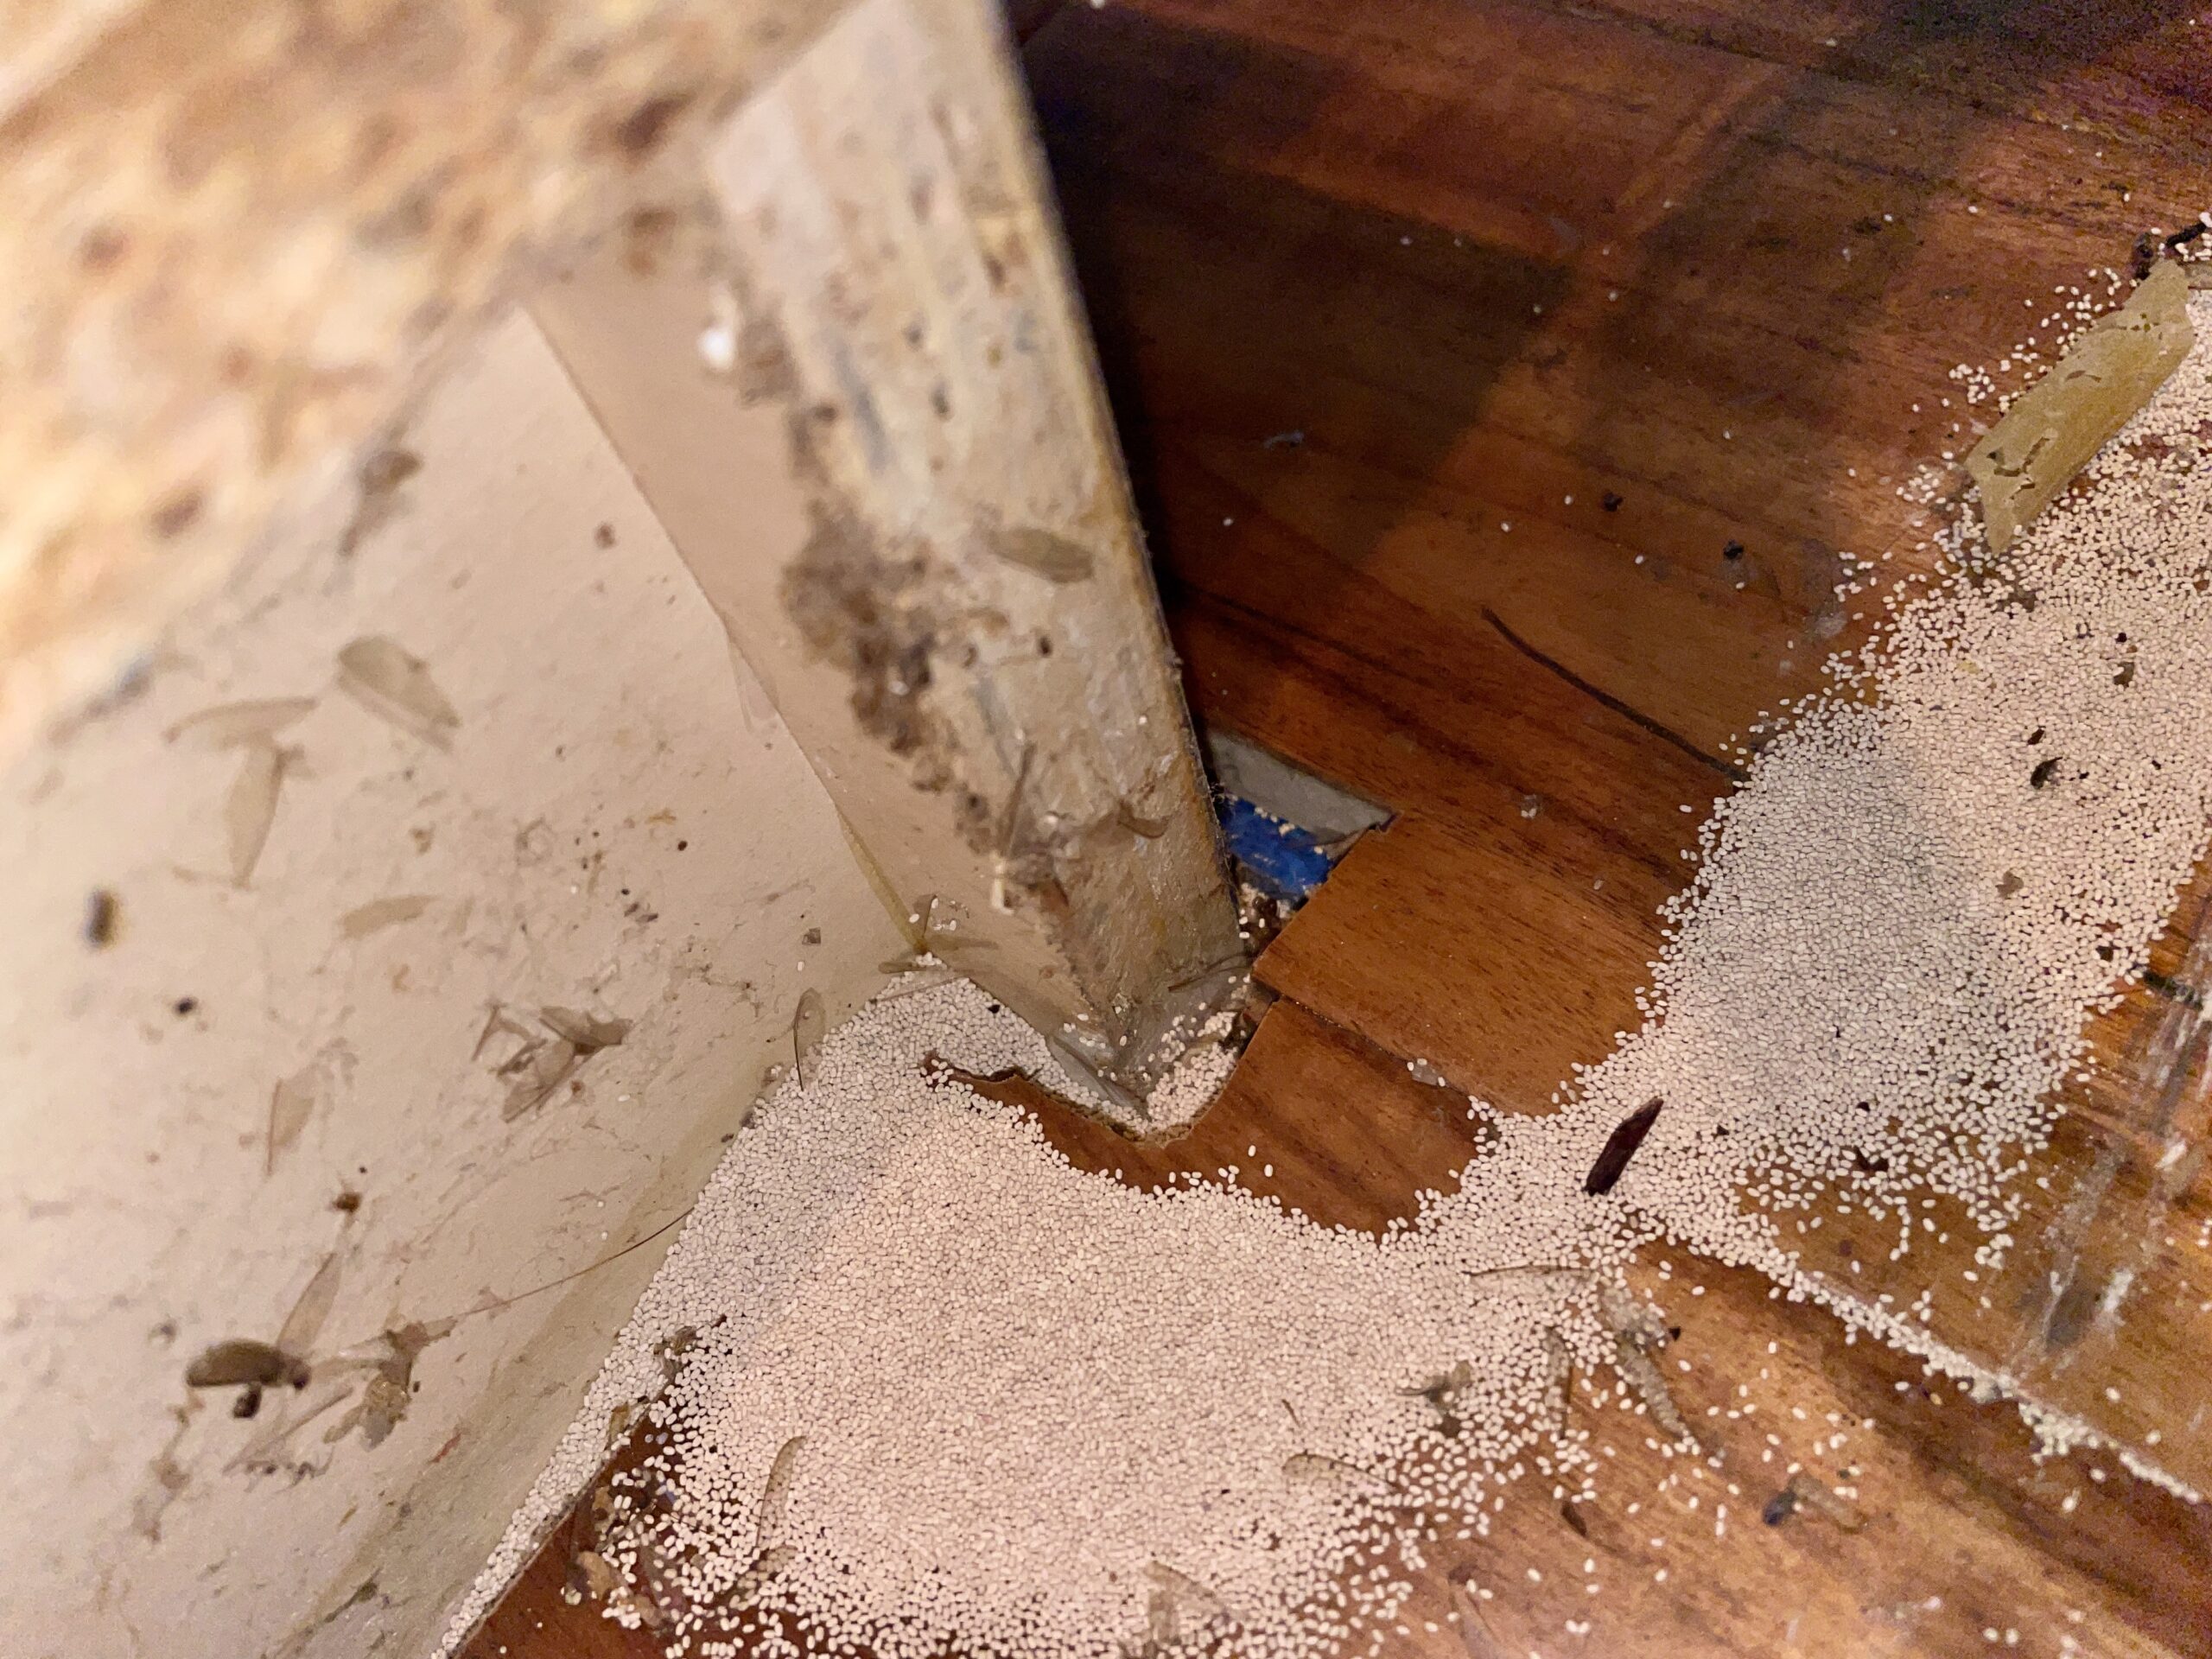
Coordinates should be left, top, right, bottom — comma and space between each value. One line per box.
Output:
451, 245, 2212, 1659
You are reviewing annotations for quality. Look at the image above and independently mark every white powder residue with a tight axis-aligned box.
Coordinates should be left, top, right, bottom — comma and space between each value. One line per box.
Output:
442, 285, 2212, 1656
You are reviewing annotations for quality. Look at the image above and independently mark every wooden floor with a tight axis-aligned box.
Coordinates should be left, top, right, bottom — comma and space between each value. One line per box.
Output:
462, 1, 2212, 1653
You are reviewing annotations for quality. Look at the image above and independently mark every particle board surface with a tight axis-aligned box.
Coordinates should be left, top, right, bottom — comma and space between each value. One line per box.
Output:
467, 0, 2212, 1650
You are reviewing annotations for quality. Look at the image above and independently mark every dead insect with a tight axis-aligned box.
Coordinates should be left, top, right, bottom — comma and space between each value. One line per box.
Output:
2132, 231, 2162, 283
2114, 659, 2137, 688
1585, 1098, 1663, 1195
2165, 222, 2207, 251
2030, 755, 2060, 789
85, 888, 118, 948
1402, 1359, 1475, 1437
185, 1338, 311, 1393
1601, 491, 1624, 512
1762, 1484, 1800, 1525
1722, 540, 1745, 561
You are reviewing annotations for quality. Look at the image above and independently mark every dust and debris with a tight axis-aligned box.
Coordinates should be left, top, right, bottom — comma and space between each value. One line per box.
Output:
224, 739, 289, 886
982, 524, 1096, 583
326, 1319, 454, 1449
335, 636, 461, 747
84, 887, 118, 947
130, 1404, 197, 1541
338, 446, 423, 555
479, 1002, 628, 1120
340, 894, 433, 938
781, 509, 945, 774
164, 696, 315, 748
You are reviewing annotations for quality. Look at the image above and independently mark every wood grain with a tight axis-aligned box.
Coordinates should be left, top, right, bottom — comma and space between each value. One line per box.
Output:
536, 0, 1244, 1104
1028, 0, 2212, 1473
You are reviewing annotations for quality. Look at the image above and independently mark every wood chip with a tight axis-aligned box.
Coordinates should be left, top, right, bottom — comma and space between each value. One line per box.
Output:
336, 636, 460, 747
224, 740, 286, 886
1967, 260, 2194, 551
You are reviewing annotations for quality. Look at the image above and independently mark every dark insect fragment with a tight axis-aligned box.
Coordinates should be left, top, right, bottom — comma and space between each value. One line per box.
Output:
2030, 756, 2060, 789
1585, 1098, 1663, 1196
1601, 492, 1624, 512
185, 1338, 310, 1392
1763, 1485, 1800, 1526
85, 888, 118, 948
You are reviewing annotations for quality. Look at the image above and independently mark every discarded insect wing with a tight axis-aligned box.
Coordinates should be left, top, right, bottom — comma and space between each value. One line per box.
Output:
792, 988, 826, 1085
540, 1006, 631, 1053
985, 524, 1096, 583
336, 637, 461, 747
729, 1544, 793, 1609
165, 696, 316, 748
502, 1039, 580, 1120
340, 895, 433, 938
276, 1249, 345, 1357
267, 1065, 318, 1173
225, 740, 286, 886
757, 1435, 805, 1547
1584, 1097, 1663, 1195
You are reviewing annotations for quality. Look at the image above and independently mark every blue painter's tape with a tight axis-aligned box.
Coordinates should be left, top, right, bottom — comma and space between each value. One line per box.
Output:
1217, 797, 1339, 902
